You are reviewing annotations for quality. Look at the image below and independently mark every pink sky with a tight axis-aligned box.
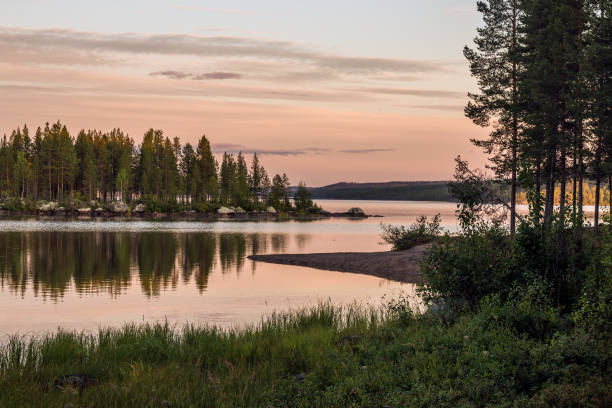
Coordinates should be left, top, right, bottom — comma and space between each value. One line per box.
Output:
0, 2, 489, 186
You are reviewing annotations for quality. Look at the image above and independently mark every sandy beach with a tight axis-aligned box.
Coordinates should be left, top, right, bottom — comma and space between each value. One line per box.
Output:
248, 244, 432, 283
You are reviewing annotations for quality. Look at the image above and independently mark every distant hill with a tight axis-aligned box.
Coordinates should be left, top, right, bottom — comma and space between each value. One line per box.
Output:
307, 181, 455, 202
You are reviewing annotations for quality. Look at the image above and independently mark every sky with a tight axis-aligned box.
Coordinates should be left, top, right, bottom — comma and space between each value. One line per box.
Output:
0, 0, 490, 186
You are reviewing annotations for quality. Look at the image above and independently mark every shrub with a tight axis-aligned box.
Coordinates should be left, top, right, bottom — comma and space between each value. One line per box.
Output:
380, 214, 442, 250
418, 223, 513, 310
1, 197, 25, 211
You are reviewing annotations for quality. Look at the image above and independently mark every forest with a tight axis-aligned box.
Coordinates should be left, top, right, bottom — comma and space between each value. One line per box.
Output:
464, 0, 611, 230
0, 123, 315, 213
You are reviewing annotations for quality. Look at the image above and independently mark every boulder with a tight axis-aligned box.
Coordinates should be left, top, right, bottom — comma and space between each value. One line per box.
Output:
347, 207, 366, 217
38, 202, 57, 212
234, 207, 246, 214
94, 207, 105, 213
55, 207, 66, 213
216, 206, 234, 215
77, 207, 91, 214
266, 206, 277, 214
110, 201, 129, 213
133, 203, 146, 213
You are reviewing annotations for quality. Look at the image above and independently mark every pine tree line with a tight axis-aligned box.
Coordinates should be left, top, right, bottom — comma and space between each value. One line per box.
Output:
465, 0, 611, 231
0, 121, 303, 212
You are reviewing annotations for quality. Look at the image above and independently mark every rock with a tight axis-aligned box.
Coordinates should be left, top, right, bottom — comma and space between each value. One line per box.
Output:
266, 206, 277, 214
38, 201, 57, 211
56, 207, 65, 212
133, 203, 146, 213
110, 201, 129, 213
64, 403, 74, 408
234, 207, 246, 214
161, 401, 171, 408
347, 207, 366, 216
94, 207, 104, 213
217, 206, 234, 215
294, 372, 306, 382
77, 207, 91, 214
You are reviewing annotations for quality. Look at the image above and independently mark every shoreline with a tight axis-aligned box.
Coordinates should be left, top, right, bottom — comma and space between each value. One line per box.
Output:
248, 244, 431, 283
0, 210, 382, 221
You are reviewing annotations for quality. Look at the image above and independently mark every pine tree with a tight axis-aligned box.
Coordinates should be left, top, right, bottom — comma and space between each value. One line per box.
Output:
233, 152, 250, 207
219, 153, 236, 205
465, 0, 523, 232
196, 135, 218, 203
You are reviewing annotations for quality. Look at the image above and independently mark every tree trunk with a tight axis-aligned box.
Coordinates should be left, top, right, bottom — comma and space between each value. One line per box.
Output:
559, 150, 566, 220
594, 174, 601, 232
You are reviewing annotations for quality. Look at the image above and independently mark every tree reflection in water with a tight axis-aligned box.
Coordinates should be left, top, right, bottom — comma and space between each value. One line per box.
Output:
0, 231, 299, 300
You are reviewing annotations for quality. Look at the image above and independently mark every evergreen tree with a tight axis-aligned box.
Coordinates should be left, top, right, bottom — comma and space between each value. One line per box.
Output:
268, 173, 291, 210
464, 0, 523, 232
294, 182, 313, 212
196, 135, 218, 203
219, 153, 236, 205
233, 152, 250, 207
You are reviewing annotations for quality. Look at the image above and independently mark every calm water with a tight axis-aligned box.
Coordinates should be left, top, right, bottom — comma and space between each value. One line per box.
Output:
0, 200, 457, 334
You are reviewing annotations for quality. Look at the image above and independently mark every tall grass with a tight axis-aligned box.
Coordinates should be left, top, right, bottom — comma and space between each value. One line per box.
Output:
0, 300, 609, 407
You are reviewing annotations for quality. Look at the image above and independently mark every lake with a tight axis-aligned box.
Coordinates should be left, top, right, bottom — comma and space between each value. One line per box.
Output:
0, 200, 497, 334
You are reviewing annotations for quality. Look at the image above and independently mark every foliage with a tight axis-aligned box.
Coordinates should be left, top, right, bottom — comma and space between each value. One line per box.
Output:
0, 301, 609, 407
294, 182, 316, 213
0, 121, 303, 213
380, 214, 442, 251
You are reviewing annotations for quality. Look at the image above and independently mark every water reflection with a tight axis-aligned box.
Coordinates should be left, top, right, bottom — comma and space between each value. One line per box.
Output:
0, 231, 300, 300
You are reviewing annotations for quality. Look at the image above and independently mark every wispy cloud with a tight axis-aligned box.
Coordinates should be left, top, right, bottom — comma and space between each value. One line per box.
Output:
338, 148, 396, 154
212, 144, 331, 156
0, 27, 451, 76
357, 87, 465, 99
212, 144, 395, 156
406, 104, 465, 112
150, 70, 242, 80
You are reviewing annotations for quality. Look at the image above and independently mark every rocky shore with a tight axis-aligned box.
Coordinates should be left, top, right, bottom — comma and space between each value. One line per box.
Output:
0, 202, 379, 221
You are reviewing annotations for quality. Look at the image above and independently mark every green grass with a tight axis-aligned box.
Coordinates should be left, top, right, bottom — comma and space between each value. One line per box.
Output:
0, 301, 610, 407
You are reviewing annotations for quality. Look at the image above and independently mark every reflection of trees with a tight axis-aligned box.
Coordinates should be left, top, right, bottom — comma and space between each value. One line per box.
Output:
270, 233, 287, 253
29, 232, 76, 300
0, 229, 296, 300
247, 233, 268, 256
181, 233, 216, 293
0, 232, 28, 297
295, 234, 311, 250
72, 232, 132, 297
218, 233, 246, 274
137, 233, 179, 297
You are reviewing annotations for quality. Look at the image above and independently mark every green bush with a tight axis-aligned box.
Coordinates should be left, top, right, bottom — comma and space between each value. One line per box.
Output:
1, 197, 25, 211
381, 214, 442, 250
418, 223, 513, 309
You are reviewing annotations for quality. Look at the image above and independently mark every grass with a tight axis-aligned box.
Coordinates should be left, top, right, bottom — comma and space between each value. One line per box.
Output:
0, 300, 610, 407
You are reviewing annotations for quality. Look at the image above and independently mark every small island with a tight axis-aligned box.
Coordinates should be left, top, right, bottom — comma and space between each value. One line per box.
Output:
0, 124, 380, 220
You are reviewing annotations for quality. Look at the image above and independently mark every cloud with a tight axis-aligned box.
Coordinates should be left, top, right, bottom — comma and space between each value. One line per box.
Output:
212, 144, 331, 156
0, 27, 451, 75
150, 70, 242, 80
406, 104, 465, 112
357, 87, 465, 99
212, 144, 393, 156
338, 148, 396, 154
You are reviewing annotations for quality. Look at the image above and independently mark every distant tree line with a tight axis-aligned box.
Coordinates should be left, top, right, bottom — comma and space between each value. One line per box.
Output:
0, 121, 315, 212
465, 0, 611, 232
